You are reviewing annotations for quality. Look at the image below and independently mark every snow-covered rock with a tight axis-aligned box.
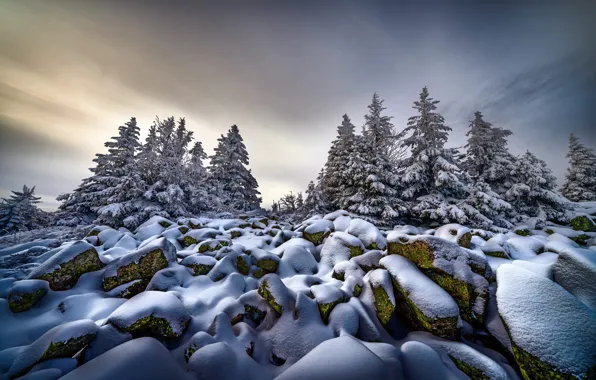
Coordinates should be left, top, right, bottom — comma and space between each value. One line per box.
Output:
552, 247, 596, 309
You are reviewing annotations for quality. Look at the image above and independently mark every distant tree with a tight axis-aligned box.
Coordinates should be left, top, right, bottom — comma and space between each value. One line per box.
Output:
278, 192, 298, 213
209, 125, 261, 211
562, 133, 596, 202
0, 185, 46, 235
303, 169, 329, 216
296, 192, 304, 209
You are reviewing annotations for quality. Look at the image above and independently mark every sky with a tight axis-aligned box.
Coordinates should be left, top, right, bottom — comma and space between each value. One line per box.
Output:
1, 0, 595, 210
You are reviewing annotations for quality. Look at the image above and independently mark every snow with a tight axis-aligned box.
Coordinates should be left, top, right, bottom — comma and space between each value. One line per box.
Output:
346, 219, 387, 250
274, 336, 389, 380
552, 247, 596, 309
311, 283, 344, 304
435, 224, 471, 246
103, 237, 176, 279
61, 337, 193, 380
496, 264, 596, 377
399, 341, 460, 380
504, 236, 543, 260
27, 241, 97, 280
319, 232, 365, 271
380, 255, 459, 319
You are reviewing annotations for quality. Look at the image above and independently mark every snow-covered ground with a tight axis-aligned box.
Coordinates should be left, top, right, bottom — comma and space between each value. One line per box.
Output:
0, 210, 595, 379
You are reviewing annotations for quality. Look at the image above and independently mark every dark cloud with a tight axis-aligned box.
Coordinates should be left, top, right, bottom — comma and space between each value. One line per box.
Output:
0, 0, 595, 207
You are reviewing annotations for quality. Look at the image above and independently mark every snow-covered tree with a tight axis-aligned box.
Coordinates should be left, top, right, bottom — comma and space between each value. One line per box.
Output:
303, 169, 329, 216
561, 133, 596, 202
59, 117, 144, 226
345, 94, 404, 223
0, 185, 46, 235
209, 125, 261, 211
506, 151, 570, 222
323, 114, 356, 209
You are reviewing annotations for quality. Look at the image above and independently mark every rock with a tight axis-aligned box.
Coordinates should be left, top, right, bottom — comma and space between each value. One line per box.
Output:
7, 320, 98, 378
497, 264, 596, 379
311, 284, 345, 323
479, 244, 508, 259
257, 274, 294, 316
302, 219, 335, 246
513, 225, 530, 236
571, 215, 596, 232
367, 269, 395, 326
180, 255, 217, 276
435, 224, 472, 248
107, 291, 190, 339
102, 238, 176, 291
346, 219, 387, 250
552, 247, 596, 309
386, 233, 489, 325
28, 241, 104, 291
105, 279, 148, 299
350, 250, 382, 272
197, 238, 232, 253
380, 255, 459, 339
249, 248, 280, 273
179, 228, 220, 247
7, 279, 49, 313
319, 232, 366, 270
235, 254, 251, 275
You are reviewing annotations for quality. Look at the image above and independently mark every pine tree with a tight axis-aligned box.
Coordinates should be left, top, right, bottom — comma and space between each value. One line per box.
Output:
346, 94, 403, 223
209, 125, 261, 211
186, 141, 219, 213
324, 114, 356, 209
0, 185, 46, 235
506, 151, 570, 222
562, 133, 596, 202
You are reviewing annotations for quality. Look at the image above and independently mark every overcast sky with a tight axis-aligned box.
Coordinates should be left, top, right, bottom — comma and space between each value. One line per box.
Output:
1, 0, 595, 209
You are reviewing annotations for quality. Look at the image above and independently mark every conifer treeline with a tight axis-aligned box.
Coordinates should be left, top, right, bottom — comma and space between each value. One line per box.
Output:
56, 117, 261, 228
277, 87, 596, 229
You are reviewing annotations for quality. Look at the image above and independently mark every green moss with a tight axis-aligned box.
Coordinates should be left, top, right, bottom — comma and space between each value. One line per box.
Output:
425, 270, 476, 324
236, 256, 250, 275
40, 248, 104, 291
303, 231, 330, 246
515, 229, 530, 237
259, 218, 269, 226
244, 304, 266, 325
545, 229, 554, 235
184, 345, 197, 362
449, 355, 490, 380
256, 259, 278, 273
457, 232, 472, 248
189, 221, 201, 229
332, 271, 345, 281
8, 288, 47, 313
231, 230, 242, 239
258, 280, 283, 315
570, 234, 590, 245
252, 267, 266, 279
188, 263, 215, 276
483, 250, 508, 259
500, 316, 588, 380
571, 215, 596, 232
349, 245, 364, 258
198, 240, 228, 253
158, 221, 171, 228
371, 285, 395, 326
317, 298, 343, 324
239, 223, 250, 228
387, 240, 435, 268
122, 314, 185, 339
369, 242, 380, 250
181, 235, 198, 247
353, 284, 363, 297
116, 279, 148, 299
391, 278, 458, 339
178, 226, 189, 234
102, 249, 168, 291
86, 228, 102, 237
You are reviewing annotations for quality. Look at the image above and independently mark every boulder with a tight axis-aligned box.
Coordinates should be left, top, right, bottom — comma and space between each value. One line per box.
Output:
7, 279, 49, 313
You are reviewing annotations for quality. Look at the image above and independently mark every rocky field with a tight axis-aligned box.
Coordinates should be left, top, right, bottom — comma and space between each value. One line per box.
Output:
0, 209, 595, 380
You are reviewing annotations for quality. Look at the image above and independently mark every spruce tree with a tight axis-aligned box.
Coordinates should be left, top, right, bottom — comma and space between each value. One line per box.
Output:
0, 185, 46, 235
209, 125, 261, 211
562, 133, 596, 201
506, 151, 569, 222
347, 94, 403, 223
323, 114, 356, 209
303, 169, 329, 216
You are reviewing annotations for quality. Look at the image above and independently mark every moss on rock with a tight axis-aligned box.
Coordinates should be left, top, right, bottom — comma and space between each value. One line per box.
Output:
244, 304, 267, 326
115, 279, 149, 299
353, 284, 363, 297
449, 355, 491, 380
236, 256, 250, 275
303, 230, 330, 246
258, 279, 283, 315
102, 249, 169, 291
457, 232, 472, 248
188, 263, 215, 276
8, 288, 47, 313
256, 258, 278, 273
121, 314, 185, 339
39, 248, 104, 291
349, 245, 364, 258
371, 285, 395, 326
317, 298, 343, 324
514, 228, 530, 237
571, 215, 596, 232
391, 278, 458, 339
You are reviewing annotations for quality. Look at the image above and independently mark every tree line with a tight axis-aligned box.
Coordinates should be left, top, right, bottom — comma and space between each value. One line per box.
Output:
1, 86, 595, 235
